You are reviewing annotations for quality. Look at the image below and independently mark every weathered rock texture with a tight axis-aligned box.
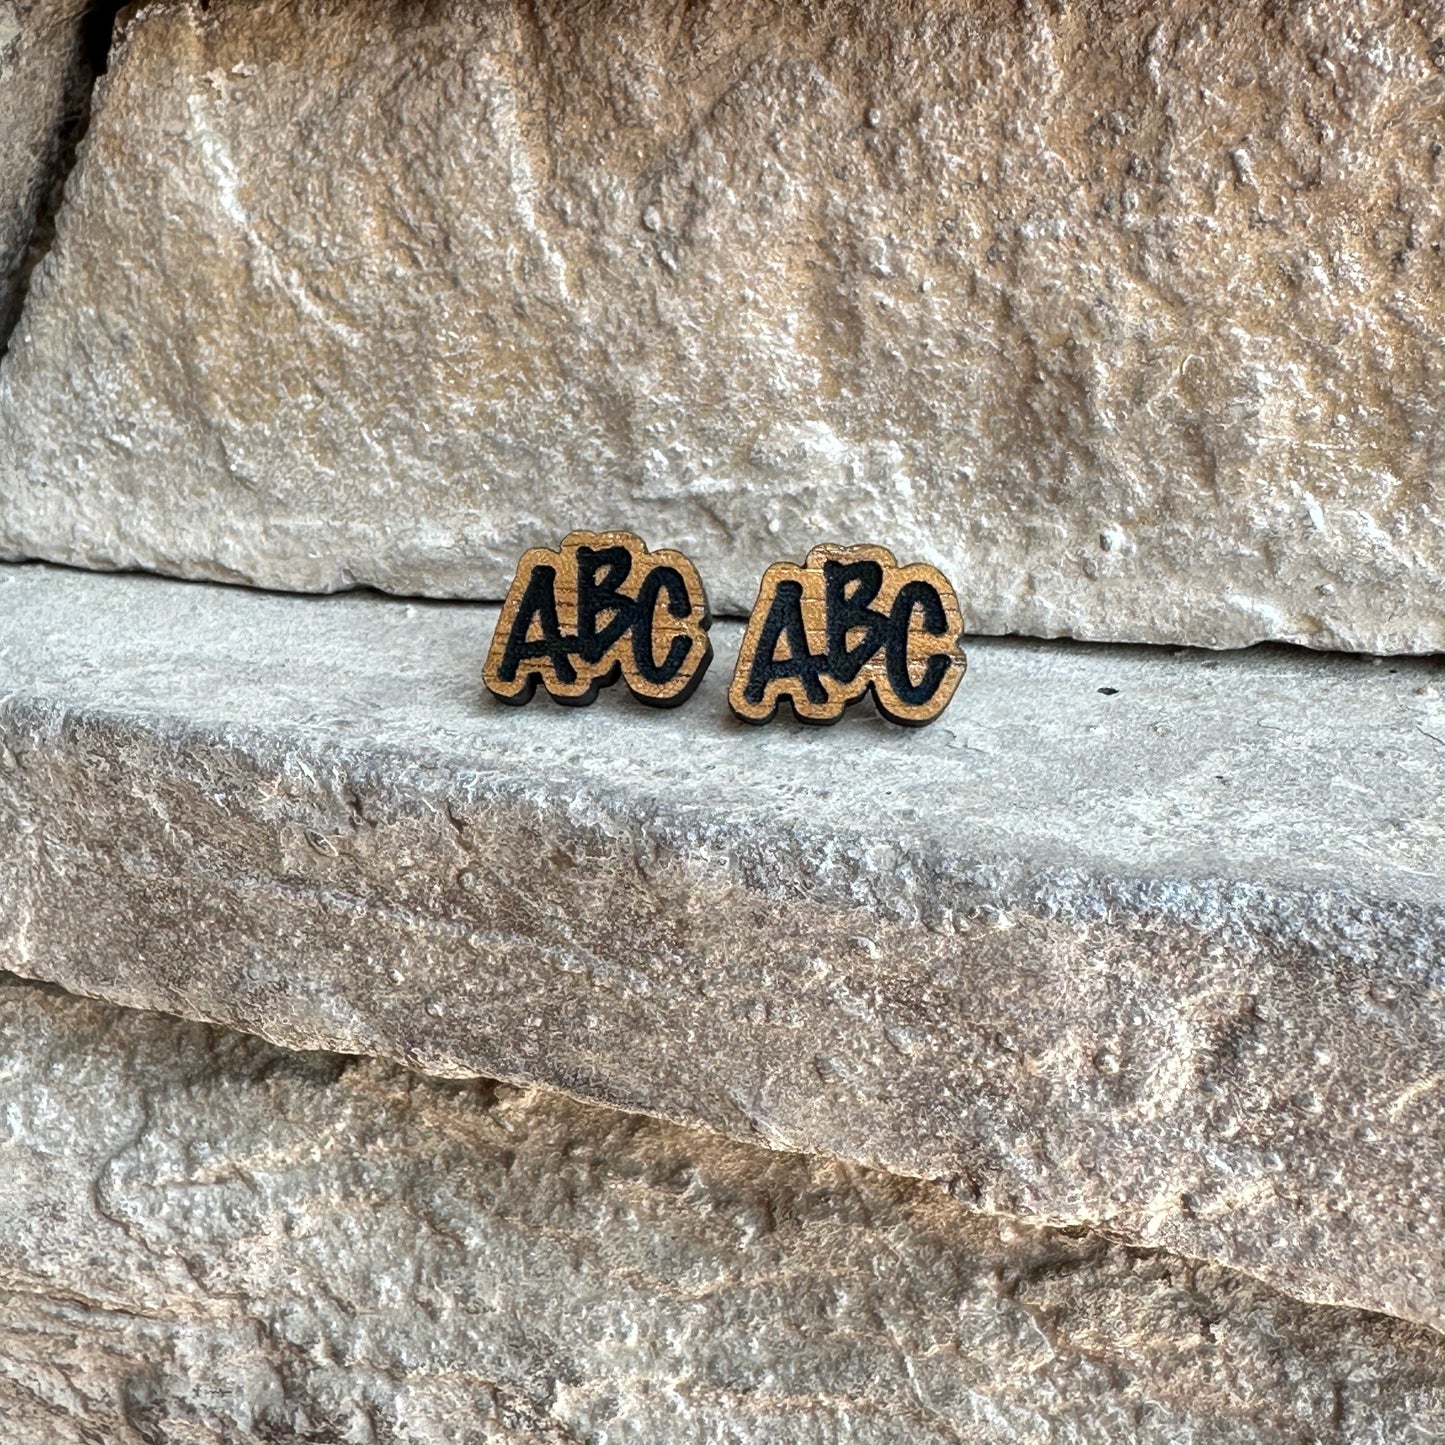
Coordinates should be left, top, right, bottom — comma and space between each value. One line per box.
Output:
4, 971, 1445, 1443
0, 0, 94, 339
3, 563, 1445, 1333
4, 0, 1445, 648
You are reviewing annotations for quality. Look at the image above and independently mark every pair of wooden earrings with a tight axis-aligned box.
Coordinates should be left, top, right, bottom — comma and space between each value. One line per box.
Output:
482, 529, 967, 727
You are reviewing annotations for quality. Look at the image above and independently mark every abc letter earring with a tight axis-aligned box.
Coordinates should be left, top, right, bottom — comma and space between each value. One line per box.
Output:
484, 530, 713, 708
729, 544, 966, 726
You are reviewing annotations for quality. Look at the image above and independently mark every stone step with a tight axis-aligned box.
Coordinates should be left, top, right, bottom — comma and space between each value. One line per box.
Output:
3, 970, 1443, 1443
1, 561, 1443, 1331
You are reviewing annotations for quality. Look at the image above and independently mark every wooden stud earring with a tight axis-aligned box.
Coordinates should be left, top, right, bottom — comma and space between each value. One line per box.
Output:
484, 530, 713, 708
729, 544, 966, 727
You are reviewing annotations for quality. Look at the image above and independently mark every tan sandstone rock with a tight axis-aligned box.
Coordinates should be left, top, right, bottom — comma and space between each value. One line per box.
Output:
3, 971, 1445, 1443
3, 0, 1445, 648
0, 0, 93, 336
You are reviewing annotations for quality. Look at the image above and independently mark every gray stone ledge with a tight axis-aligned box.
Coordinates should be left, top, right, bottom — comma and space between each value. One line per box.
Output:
4, 971, 1445, 1443
1, 562, 1444, 1330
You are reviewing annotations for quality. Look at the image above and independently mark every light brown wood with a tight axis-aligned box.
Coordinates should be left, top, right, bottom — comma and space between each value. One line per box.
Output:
728, 544, 966, 726
484, 530, 713, 708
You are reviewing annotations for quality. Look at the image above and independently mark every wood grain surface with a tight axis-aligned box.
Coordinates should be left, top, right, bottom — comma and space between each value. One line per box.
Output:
728, 544, 966, 726
484, 530, 712, 708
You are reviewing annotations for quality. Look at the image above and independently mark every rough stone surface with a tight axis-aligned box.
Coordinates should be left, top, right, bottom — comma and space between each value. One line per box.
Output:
0, 0, 91, 339
5, 0, 1445, 649
4, 972, 1445, 1443
3, 563, 1445, 1332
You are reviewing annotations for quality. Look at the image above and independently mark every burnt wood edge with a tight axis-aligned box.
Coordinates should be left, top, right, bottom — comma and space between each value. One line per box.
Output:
726, 666, 963, 728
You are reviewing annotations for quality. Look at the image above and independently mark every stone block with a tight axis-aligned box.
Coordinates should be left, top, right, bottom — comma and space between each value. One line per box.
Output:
2, 563, 1444, 1330
2, 972, 1443, 1442
3, 0, 1445, 648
